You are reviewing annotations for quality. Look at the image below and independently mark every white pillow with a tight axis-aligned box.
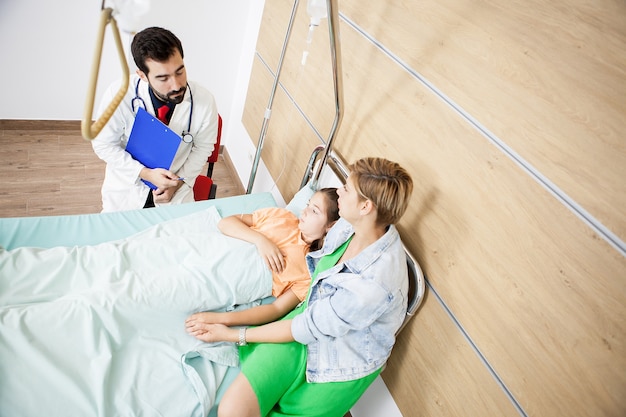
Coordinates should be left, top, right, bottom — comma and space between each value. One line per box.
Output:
285, 182, 316, 216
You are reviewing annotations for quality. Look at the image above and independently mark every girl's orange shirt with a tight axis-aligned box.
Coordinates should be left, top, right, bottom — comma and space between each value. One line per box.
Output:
251, 207, 311, 301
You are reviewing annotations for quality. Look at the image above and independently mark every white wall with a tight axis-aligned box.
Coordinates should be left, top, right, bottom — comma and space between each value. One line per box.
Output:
0, 0, 276, 197
0, 0, 246, 120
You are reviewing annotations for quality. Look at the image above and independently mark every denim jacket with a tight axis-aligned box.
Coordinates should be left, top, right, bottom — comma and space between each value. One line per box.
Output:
291, 218, 408, 383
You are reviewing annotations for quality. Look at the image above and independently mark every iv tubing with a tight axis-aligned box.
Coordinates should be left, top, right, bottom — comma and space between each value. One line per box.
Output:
81, 7, 129, 141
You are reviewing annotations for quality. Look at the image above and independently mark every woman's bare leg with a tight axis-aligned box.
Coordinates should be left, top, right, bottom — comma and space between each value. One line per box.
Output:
218, 373, 261, 417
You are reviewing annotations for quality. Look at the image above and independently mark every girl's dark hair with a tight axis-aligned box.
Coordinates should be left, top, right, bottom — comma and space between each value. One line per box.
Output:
131, 27, 184, 74
309, 188, 339, 251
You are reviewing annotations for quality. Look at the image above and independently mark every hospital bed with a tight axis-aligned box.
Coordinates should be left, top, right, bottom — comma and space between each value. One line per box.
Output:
0, 148, 425, 417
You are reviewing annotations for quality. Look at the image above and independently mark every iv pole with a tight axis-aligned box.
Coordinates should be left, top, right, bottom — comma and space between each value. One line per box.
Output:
310, 0, 343, 187
246, 0, 343, 193
246, 0, 300, 194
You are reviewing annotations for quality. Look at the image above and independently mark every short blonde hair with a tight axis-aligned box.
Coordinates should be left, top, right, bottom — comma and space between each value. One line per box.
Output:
349, 157, 413, 225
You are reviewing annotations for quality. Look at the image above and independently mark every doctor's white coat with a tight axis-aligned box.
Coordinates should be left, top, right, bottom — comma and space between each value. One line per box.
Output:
92, 74, 218, 212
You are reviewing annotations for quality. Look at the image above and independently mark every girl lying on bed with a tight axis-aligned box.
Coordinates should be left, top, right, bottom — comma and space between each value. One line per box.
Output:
0, 188, 338, 313
187, 187, 339, 326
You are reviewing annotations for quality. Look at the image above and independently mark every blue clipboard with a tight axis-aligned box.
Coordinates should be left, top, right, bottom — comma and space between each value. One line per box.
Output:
126, 107, 182, 189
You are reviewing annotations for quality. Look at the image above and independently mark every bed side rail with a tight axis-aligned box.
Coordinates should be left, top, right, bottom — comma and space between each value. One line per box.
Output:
300, 145, 348, 189
399, 248, 426, 333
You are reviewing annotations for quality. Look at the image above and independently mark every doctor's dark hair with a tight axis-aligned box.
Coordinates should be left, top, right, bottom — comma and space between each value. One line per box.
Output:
348, 157, 413, 225
131, 27, 185, 74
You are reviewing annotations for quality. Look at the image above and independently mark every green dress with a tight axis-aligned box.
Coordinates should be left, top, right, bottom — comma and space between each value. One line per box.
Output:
239, 237, 381, 417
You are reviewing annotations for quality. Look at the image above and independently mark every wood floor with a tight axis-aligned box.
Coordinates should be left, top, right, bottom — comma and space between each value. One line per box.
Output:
0, 120, 245, 218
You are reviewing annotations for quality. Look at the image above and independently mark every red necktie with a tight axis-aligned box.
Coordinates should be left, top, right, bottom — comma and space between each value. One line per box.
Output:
157, 105, 169, 125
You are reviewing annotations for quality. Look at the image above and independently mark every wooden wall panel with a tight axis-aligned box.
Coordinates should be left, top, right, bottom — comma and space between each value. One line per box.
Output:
250, 0, 339, 146
242, 1, 626, 416
242, 57, 328, 198
385, 295, 521, 416
340, 0, 626, 241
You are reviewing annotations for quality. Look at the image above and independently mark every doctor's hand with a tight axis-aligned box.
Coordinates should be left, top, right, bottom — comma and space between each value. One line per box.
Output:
152, 187, 171, 203
154, 175, 185, 203
140, 167, 180, 188
153, 180, 184, 203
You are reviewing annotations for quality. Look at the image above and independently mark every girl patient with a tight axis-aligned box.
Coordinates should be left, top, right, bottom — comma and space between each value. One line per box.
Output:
186, 187, 339, 327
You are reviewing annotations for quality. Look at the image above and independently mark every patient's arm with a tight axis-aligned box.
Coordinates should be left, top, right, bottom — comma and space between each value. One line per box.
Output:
187, 317, 295, 344
186, 290, 300, 329
218, 214, 286, 273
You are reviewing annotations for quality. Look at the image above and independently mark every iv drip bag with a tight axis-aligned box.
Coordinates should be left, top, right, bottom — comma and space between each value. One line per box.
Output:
302, 0, 328, 65
111, 0, 151, 33
307, 0, 328, 26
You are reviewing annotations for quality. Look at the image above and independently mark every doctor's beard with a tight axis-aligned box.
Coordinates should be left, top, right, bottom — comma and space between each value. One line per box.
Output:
152, 84, 187, 105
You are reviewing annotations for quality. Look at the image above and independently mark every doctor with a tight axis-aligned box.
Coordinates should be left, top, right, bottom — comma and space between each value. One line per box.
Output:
92, 27, 219, 212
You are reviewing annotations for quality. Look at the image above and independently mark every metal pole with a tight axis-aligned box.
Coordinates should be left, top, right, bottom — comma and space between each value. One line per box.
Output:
247, 0, 300, 194
310, 0, 343, 187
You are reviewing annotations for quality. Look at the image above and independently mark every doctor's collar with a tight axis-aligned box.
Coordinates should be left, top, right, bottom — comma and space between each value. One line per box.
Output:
148, 86, 175, 122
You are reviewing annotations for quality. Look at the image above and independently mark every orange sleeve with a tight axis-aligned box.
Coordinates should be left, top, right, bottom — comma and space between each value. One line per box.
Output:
251, 208, 312, 301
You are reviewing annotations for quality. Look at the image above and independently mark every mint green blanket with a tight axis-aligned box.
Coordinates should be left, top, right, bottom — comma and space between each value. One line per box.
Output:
0, 206, 273, 416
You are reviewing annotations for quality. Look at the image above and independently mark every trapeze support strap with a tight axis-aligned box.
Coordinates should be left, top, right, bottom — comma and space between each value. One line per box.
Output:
81, 7, 129, 141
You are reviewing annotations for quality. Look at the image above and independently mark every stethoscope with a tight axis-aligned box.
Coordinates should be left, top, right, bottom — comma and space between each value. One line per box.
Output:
131, 79, 194, 143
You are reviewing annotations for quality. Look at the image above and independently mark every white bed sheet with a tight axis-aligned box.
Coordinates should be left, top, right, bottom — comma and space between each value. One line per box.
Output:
0, 206, 273, 417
